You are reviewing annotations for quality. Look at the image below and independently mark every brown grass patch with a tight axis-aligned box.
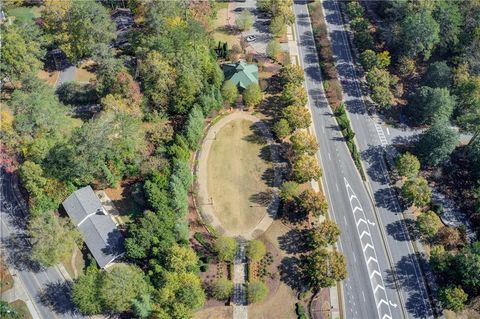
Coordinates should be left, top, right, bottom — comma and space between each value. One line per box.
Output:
37, 70, 59, 87
207, 119, 271, 235
75, 59, 96, 83
10, 300, 32, 319
62, 245, 84, 279
194, 305, 233, 319
0, 258, 13, 293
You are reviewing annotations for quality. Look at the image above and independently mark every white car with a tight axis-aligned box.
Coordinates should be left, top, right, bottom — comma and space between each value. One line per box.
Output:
246, 35, 257, 42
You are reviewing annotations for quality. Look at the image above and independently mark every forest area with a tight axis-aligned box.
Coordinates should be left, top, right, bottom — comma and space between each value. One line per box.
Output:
1, 0, 223, 317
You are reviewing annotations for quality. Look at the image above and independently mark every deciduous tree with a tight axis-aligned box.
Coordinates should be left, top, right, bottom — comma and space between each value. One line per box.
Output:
306, 249, 347, 288
222, 80, 239, 106
290, 130, 319, 155
243, 83, 263, 108
99, 264, 151, 313
396, 152, 420, 178
310, 220, 340, 247
280, 65, 305, 86
236, 10, 254, 31
439, 287, 468, 312
273, 119, 292, 140
401, 177, 432, 208
299, 188, 328, 217
215, 236, 238, 263
283, 105, 311, 130
293, 155, 322, 183
416, 211, 442, 238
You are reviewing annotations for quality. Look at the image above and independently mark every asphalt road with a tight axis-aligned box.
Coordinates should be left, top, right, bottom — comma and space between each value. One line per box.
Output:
320, 0, 436, 317
0, 167, 81, 319
292, 1, 426, 318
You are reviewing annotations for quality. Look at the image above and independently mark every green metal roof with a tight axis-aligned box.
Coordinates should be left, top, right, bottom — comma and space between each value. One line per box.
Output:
223, 61, 259, 90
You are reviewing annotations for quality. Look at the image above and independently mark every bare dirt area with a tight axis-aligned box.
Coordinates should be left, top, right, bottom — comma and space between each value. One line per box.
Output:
206, 118, 272, 235
194, 305, 233, 319
104, 182, 143, 224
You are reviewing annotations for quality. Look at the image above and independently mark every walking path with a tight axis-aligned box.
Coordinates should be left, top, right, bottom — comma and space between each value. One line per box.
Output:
232, 241, 248, 319
195, 111, 284, 240
286, 24, 342, 319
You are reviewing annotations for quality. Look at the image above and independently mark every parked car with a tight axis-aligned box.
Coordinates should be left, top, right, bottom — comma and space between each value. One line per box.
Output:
246, 35, 257, 42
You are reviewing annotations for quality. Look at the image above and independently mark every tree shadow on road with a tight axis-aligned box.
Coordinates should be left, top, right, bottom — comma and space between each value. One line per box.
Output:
361, 145, 390, 185
3, 234, 43, 273
39, 281, 77, 315
374, 187, 403, 213
385, 219, 419, 242
384, 254, 435, 319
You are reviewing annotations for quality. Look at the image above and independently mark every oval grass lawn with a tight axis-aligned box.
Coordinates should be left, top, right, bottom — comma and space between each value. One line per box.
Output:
207, 118, 271, 236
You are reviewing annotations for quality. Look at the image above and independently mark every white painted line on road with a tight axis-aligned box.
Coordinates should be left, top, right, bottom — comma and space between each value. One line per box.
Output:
336, 183, 339, 191
344, 177, 392, 319
362, 291, 366, 302
386, 128, 390, 135
344, 215, 348, 225
328, 153, 331, 160
367, 219, 376, 226
360, 230, 371, 239
353, 206, 362, 214
367, 256, 378, 265
374, 285, 386, 294
363, 243, 373, 252
356, 218, 367, 227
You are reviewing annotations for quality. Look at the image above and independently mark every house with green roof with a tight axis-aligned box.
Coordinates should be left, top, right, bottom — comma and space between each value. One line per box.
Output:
222, 61, 259, 90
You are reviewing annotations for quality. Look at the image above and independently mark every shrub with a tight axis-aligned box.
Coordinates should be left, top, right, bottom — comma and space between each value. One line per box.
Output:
247, 281, 269, 304
211, 278, 234, 300
246, 240, 267, 262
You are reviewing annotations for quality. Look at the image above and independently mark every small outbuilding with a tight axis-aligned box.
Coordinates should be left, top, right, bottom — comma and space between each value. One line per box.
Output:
62, 186, 125, 269
223, 60, 259, 90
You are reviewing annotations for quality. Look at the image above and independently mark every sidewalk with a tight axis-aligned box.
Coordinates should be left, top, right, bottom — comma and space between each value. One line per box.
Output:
286, 25, 343, 319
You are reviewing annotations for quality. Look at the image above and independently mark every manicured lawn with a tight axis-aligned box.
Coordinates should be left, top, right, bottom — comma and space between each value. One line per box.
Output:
7, 7, 35, 23
10, 300, 32, 319
212, 5, 239, 48
0, 259, 13, 293
207, 119, 271, 235
75, 60, 96, 83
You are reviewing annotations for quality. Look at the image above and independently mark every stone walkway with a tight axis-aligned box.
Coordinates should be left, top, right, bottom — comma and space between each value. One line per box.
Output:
195, 111, 284, 240
233, 241, 248, 319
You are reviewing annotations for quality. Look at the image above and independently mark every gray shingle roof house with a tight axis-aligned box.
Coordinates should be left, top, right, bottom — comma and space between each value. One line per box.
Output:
62, 186, 124, 269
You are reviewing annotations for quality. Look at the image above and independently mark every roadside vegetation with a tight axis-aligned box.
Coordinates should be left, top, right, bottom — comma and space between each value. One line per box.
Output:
341, 0, 480, 314
1, 0, 224, 318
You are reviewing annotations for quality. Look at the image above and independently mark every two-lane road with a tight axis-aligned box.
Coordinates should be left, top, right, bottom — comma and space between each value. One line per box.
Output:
292, 1, 405, 318
320, 0, 436, 317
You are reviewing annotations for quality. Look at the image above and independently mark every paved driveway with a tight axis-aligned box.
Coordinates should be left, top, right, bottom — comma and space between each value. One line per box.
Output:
231, 0, 271, 56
